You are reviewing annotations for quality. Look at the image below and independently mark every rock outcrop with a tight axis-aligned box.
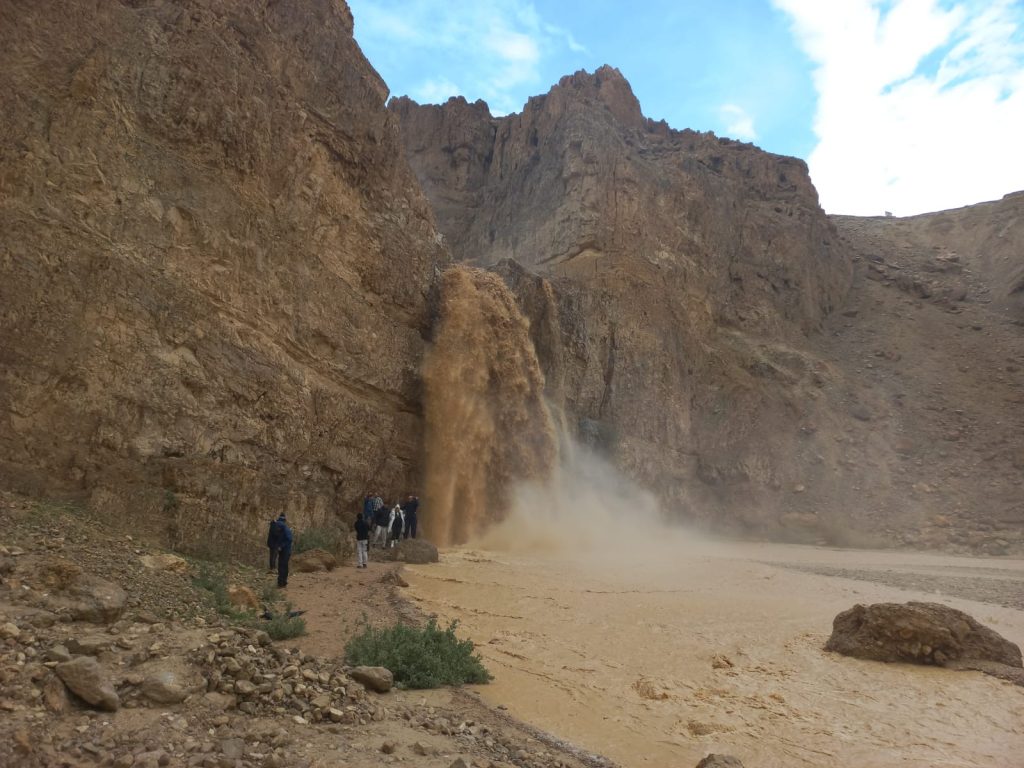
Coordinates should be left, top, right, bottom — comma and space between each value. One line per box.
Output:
825, 601, 1023, 671
395, 68, 1024, 551
394, 67, 856, 535
0, 0, 446, 558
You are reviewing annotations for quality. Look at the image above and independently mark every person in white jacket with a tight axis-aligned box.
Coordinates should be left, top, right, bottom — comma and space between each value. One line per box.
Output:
386, 503, 405, 548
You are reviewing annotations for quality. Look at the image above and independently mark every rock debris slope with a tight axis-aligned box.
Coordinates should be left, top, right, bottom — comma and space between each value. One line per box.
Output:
0, 0, 446, 556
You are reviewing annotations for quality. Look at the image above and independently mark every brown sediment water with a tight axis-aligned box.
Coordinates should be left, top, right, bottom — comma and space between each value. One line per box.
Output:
405, 532, 1024, 768
423, 266, 559, 546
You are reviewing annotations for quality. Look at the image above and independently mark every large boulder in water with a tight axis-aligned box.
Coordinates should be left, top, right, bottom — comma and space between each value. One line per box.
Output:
825, 602, 1022, 668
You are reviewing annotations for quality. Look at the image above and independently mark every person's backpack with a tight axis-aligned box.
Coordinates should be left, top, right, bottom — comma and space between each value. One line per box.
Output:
267, 519, 281, 547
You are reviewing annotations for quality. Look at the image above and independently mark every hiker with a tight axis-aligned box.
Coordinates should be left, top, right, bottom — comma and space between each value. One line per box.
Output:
354, 511, 370, 569
372, 499, 390, 548
387, 502, 404, 548
401, 494, 420, 539
362, 492, 375, 523
266, 514, 285, 572
276, 513, 294, 588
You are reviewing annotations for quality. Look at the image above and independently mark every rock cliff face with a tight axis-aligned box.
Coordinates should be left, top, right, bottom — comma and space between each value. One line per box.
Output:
0, 0, 446, 557
395, 69, 1023, 551
393, 68, 858, 537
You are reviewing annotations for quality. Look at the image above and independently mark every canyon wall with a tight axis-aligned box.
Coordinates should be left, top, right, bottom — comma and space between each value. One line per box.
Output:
0, 0, 446, 557
393, 68, 860, 538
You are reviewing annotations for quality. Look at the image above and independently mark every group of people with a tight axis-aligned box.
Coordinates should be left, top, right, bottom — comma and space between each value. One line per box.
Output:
354, 492, 420, 569
265, 493, 421, 583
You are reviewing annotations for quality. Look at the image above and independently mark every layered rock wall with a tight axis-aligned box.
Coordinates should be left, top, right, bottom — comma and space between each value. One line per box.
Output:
0, 0, 445, 557
394, 69, 855, 534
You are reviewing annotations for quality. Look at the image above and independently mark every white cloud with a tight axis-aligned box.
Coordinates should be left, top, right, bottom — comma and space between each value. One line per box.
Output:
414, 77, 462, 104
350, 0, 584, 116
719, 104, 758, 140
774, 0, 1024, 215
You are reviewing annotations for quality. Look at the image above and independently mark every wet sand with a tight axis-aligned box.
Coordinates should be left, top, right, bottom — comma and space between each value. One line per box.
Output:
405, 534, 1024, 768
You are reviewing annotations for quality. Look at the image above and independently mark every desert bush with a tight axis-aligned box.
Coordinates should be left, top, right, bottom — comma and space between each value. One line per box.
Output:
294, 525, 345, 554
264, 610, 306, 640
344, 619, 491, 689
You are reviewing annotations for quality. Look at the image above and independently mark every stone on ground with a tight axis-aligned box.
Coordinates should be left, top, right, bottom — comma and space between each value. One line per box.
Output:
226, 584, 259, 611
138, 554, 190, 574
35, 557, 127, 623
825, 601, 1022, 667
56, 657, 120, 711
137, 656, 206, 704
696, 755, 745, 768
350, 665, 394, 693
291, 549, 338, 573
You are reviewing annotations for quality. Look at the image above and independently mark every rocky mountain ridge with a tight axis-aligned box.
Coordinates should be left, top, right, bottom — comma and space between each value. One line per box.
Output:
394, 70, 1023, 551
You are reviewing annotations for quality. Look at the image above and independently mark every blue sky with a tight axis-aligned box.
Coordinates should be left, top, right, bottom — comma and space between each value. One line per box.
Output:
349, 0, 1024, 216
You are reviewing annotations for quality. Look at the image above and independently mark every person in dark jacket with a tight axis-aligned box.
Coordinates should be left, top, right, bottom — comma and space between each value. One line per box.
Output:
267, 515, 285, 572
354, 512, 370, 569
362, 493, 375, 522
276, 514, 294, 588
401, 494, 420, 539
372, 502, 390, 548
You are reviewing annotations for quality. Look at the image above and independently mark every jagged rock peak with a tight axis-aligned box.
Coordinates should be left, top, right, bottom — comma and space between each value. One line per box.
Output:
540, 64, 643, 128
390, 65, 642, 129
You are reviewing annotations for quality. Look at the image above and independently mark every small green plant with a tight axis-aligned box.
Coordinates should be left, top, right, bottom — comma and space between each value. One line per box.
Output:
264, 610, 307, 641
344, 618, 492, 689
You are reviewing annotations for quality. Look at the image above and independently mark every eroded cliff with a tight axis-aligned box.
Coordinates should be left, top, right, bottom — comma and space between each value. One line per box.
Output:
0, 0, 446, 557
394, 67, 862, 540
394, 69, 1023, 551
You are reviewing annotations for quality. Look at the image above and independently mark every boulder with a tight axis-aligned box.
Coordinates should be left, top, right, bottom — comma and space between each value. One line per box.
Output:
825, 602, 1023, 668
350, 665, 394, 693
137, 657, 205, 704
226, 585, 259, 612
56, 657, 120, 711
291, 549, 338, 573
35, 557, 127, 623
139, 554, 190, 574
696, 756, 745, 768
384, 539, 439, 564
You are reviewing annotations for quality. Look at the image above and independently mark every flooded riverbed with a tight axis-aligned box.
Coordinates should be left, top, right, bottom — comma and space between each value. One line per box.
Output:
406, 534, 1024, 767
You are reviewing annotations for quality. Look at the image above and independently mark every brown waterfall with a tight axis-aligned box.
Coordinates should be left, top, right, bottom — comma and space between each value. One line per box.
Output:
423, 266, 559, 545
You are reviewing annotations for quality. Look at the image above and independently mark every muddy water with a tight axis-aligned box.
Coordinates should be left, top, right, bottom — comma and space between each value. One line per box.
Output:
422, 266, 559, 545
406, 534, 1024, 767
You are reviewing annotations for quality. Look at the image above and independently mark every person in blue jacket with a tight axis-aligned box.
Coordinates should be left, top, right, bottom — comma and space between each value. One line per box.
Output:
275, 514, 294, 588
267, 515, 285, 572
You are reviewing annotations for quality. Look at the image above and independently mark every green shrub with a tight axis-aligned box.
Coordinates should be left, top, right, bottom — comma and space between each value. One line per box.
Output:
264, 611, 307, 641
344, 619, 492, 689
294, 526, 344, 554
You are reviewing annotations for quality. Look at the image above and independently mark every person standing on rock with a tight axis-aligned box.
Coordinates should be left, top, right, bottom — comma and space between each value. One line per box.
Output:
354, 512, 370, 569
362, 492, 375, 524
401, 494, 419, 539
266, 514, 286, 572
276, 514, 294, 588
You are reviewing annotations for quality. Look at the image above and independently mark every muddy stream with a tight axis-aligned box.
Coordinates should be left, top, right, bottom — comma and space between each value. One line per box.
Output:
404, 535, 1024, 767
